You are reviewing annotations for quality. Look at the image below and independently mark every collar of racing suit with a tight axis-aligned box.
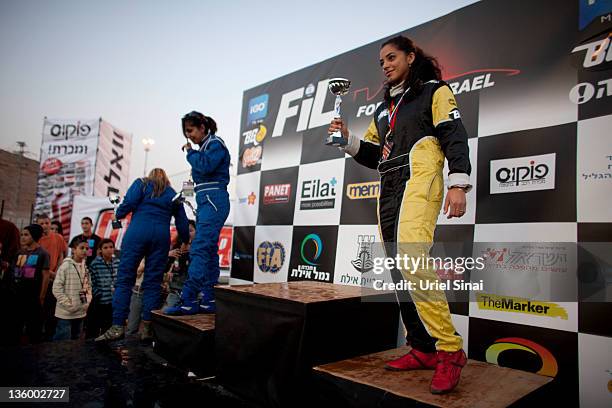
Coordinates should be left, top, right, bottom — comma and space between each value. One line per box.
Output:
389, 81, 405, 98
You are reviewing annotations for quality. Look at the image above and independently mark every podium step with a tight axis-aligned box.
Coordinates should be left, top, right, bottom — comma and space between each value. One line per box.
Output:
214, 281, 399, 407
151, 311, 215, 377
313, 347, 552, 408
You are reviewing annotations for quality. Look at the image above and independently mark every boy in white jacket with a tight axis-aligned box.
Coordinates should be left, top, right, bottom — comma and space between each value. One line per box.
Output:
52, 237, 90, 340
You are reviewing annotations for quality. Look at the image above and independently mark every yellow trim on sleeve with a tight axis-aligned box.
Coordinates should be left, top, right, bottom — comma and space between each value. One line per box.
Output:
363, 119, 380, 144
432, 85, 458, 128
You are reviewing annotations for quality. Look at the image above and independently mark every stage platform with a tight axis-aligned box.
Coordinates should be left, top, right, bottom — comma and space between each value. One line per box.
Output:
151, 311, 215, 377
214, 281, 400, 407
313, 347, 553, 408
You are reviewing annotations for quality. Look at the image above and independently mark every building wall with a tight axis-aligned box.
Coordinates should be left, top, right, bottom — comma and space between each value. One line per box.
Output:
0, 149, 39, 229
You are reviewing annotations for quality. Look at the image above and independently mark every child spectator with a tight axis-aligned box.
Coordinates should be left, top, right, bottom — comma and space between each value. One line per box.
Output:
6, 225, 50, 345
85, 238, 118, 338
69, 217, 101, 267
52, 237, 91, 340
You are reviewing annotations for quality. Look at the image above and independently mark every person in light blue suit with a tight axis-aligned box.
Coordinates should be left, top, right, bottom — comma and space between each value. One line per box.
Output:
164, 111, 230, 315
95, 168, 190, 343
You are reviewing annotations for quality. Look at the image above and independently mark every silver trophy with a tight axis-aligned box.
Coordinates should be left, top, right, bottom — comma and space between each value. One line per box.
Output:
109, 195, 122, 229
172, 189, 196, 217
325, 78, 351, 146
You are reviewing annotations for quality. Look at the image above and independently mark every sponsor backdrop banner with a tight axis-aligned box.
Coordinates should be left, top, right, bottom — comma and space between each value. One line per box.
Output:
35, 118, 133, 240
232, 0, 612, 404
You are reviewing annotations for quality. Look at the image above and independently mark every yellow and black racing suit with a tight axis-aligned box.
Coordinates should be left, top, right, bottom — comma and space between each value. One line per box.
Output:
344, 80, 471, 352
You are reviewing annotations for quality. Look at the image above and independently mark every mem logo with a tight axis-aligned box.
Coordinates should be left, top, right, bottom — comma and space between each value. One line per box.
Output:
346, 181, 379, 200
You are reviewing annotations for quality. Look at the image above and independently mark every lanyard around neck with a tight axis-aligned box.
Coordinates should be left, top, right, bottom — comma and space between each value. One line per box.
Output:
388, 88, 410, 133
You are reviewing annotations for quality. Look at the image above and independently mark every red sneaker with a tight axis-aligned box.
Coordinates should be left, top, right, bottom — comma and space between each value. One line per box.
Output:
384, 348, 437, 371
430, 349, 467, 394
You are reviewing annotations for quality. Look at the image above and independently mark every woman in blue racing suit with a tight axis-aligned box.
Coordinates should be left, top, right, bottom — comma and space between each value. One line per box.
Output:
164, 111, 230, 315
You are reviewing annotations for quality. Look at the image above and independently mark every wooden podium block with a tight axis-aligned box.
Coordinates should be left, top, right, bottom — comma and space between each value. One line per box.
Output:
214, 281, 399, 407
151, 311, 215, 377
313, 347, 553, 408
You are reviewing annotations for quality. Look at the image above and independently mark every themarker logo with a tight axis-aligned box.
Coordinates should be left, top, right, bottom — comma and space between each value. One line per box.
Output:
476, 293, 568, 319
300, 177, 337, 210
247, 94, 268, 124
486, 337, 558, 377
346, 181, 380, 200
257, 241, 285, 273
490, 153, 556, 194
263, 183, 291, 205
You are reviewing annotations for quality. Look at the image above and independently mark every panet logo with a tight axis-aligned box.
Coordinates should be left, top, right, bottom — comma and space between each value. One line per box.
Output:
300, 233, 322, 266
476, 293, 568, 319
485, 337, 558, 377
247, 94, 268, 124
490, 153, 556, 194
346, 181, 380, 200
257, 241, 285, 273
263, 183, 291, 205
272, 79, 337, 137
242, 124, 267, 147
300, 177, 337, 210
351, 235, 375, 273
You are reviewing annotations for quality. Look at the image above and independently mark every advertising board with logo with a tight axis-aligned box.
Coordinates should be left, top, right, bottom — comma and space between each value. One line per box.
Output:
231, 0, 612, 401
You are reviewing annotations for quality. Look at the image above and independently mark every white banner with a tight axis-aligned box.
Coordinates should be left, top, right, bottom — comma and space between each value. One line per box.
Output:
70, 195, 132, 249
35, 118, 100, 239
94, 120, 133, 197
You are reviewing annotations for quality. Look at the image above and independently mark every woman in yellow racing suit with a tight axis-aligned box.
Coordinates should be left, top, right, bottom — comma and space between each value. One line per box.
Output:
328, 35, 471, 394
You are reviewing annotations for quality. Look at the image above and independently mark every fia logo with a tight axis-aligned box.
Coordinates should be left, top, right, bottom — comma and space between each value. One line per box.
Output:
272, 79, 337, 137
351, 235, 375, 273
257, 241, 285, 273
